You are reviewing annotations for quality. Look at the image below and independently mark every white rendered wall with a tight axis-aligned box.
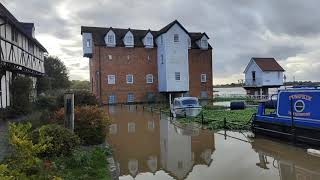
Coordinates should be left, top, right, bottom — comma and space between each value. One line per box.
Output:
245, 61, 263, 86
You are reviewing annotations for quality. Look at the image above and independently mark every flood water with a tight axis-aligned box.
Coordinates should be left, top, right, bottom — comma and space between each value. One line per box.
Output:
105, 105, 320, 180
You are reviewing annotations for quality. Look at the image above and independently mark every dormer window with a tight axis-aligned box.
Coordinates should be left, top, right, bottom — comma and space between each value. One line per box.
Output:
144, 32, 154, 48
105, 30, 116, 47
201, 39, 208, 48
124, 31, 134, 47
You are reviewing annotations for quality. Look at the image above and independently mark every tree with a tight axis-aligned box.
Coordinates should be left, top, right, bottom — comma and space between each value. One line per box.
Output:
70, 80, 90, 90
37, 56, 70, 93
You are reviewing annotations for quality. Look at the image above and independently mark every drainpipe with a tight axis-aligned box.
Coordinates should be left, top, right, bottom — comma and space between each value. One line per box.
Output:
98, 46, 102, 105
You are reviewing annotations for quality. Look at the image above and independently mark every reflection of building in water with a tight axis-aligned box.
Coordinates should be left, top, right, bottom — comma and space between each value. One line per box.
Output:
106, 106, 215, 179
252, 139, 320, 180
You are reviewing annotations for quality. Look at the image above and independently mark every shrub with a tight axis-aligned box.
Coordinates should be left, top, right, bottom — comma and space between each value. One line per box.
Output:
50, 106, 110, 145
56, 90, 98, 108
32, 124, 80, 158
11, 76, 33, 115
2, 123, 49, 178
54, 146, 111, 180
35, 95, 58, 111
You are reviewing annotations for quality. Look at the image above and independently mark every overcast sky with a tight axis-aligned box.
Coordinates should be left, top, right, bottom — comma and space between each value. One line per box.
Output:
3, 0, 320, 84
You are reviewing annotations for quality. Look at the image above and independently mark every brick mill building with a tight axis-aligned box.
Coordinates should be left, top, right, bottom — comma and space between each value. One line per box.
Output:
81, 20, 213, 104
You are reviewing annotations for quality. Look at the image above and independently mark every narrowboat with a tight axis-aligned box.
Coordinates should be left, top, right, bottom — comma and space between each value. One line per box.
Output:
171, 97, 202, 118
252, 87, 320, 146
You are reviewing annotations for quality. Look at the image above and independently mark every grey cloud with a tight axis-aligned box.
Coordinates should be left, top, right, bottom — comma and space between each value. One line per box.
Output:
3, 0, 320, 82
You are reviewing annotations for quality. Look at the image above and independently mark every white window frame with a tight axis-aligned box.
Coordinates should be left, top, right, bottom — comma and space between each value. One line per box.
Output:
174, 34, 179, 42
107, 35, 114, 44
126, 74, 133, 84
127, 93, 134, 103
146, 74, 153, 84
86, 39, 91, 48
147, 37, 153, 45
128, 122, 136, 133
201, 74, 207, 83
127, 35, 133, 44
107, 75, 115, 84
175, 72, 181, 81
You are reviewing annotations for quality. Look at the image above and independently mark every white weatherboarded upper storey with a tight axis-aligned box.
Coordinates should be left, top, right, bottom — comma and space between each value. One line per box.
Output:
156, 22, 190, 92
244, 58, 285, 87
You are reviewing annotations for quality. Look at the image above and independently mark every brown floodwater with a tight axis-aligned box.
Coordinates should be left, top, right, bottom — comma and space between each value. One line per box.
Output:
105, 105, 320, 180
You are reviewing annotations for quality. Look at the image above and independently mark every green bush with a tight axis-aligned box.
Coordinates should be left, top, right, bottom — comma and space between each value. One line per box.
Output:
32, 124, 80, 158
11, 76, 33, 115
50, 106, 110, 145
54, 146, 111, 180
35, 95, 58, 111
1, 123, 53, 178
56, 90, 98, 108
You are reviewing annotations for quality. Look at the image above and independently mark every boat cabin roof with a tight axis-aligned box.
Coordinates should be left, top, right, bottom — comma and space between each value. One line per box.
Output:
174, 97, 199, 101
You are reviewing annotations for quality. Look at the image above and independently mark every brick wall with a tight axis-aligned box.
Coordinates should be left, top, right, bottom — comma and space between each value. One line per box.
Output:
189, 49, 213, 99
90, 46, 213, 104
90, 46, 158, 104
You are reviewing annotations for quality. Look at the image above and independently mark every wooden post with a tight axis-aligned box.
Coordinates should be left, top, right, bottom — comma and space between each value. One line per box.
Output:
201, 113, 204, 125
64, 93, 74, 132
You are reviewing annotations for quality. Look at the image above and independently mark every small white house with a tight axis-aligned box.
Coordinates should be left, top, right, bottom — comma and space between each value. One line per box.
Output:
243, 58, 285, 96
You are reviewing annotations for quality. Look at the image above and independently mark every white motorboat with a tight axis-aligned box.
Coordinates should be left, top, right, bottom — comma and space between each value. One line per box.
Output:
171, 97, 202, 117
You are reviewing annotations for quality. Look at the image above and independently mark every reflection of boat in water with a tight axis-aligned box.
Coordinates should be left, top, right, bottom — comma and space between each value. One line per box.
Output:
172, 121, 201, 136
171, 97, 202, 117
252, 138, 320, 180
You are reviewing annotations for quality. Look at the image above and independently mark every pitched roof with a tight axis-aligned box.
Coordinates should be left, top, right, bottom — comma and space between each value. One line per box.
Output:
81, 20, 212, 49
155, 20, 190, 38
0, 3, 47, 52
252, 58, 285, 71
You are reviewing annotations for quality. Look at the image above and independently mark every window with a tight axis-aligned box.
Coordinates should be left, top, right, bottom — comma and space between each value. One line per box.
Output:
161, 54, 164, 64
86, 39, 91, 47
126, 74, 133, 84
147, 37, 153, 45
147, 92, 154, 101
108, 93, 116, 104
107, 35, 114, 44
174, 34, 179, 42
146, 74, 153, 83
108, 55, 112, 60
127, 35, 133, 44
201, 74, 207, 82
252, 71, 256, 81
175, 72, 181, 81
107, 75, 115, 84
127, 93, 134, 102
160, 36, 163, 44
11, 28, 18, 42
28, 41, 34, 54
201, 39, 208, 48
200, 91, 208, 99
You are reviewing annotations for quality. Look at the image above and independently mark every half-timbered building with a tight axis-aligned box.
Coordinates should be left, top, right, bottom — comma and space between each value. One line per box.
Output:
0, 3, 47, 109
